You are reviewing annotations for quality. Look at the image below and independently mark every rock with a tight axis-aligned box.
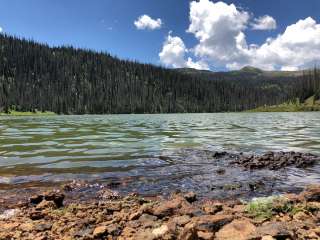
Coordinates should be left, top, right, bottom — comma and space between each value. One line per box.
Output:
62, 184, 73, 192
215, 219, 256, 240
134, 229, 155, 240
36, 200, 57, 210
191, 215, 233, 232
197, 231, 214, 239
106, 202, 122, 212
29, 211, 45, 220
203, 202, 223, 214
1, 222, 20, 231
93, 226, 108, 238
184, 192, 197, 203
99, 189, 120, 200
34, 223, 52, 231
293, 212, 310, 222
261, 236, 276, 240
152, 224, 169, 238
250, 222, 293, 239
105, 224, 121, 236
151, 196, 187, 217
307, 201, 320, 211
19, 222, 34, 232
216, 168, 226, 175
232, 204, 246, 214
129, 211, 142, 221
231, 151, 319, 170
170, 215, 191, 226
179, 223, 198, 240
119, 227, 136, 239
138, 214, 159, 228
0, 209, 20, 220
73, 227, 93, 238
30, 195, 44, 204
43, 191, 65, 207
301, 185, 320, 202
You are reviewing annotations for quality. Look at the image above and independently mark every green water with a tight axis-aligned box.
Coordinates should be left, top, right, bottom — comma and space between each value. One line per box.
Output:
0, 112, 320, 197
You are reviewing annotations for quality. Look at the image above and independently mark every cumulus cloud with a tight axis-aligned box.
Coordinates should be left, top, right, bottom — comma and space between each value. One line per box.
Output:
159, 33, 208, 70
159, 0, 320, 71
249, 17, 320, 70
0, 27, 2, 33
159, 34, 187, 68
134, 15, 162, 30
188, 0, 250, 64
251, 15, 277, 30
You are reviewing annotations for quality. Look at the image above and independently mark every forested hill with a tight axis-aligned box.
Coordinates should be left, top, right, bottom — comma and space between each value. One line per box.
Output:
0, 34, 319, 114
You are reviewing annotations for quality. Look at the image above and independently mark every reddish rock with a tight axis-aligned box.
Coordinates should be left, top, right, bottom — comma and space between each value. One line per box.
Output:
29, 211, 45, 220
186, 215, 233, 233
197, 231, 214, 239
215, 219, 256, 240
250, 222, 294, 239
203, 202, 223, 215
36, 200, 57, 210
151, 196, 188, 217
93, 225, 108, 238
301, 185, 320, 202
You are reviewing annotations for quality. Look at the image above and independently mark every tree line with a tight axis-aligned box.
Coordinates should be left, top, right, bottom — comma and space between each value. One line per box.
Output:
0, 34, 319, 114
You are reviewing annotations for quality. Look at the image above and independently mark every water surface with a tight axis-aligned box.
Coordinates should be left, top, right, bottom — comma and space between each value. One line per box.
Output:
1, 113, 320, 198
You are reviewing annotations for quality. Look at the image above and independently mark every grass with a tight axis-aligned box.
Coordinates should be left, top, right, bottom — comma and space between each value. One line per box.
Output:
0, 110, 56, 116
246, 196, 295, 221
248, 96, 320, 112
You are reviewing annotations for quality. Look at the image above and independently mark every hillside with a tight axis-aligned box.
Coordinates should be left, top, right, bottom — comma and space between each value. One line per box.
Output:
0, 34, 319, 114
249, 95, 320, 112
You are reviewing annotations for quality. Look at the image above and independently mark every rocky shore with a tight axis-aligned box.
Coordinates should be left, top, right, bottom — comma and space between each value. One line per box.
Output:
1, 183, 320, 240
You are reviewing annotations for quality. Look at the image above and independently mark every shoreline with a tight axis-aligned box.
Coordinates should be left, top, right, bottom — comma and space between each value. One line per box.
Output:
1, 110, 320, 116
0, 151, 319, 239
1, 183, 320, 239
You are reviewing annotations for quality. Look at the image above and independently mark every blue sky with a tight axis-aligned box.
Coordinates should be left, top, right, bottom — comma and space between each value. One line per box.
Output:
1, 0, 320, 71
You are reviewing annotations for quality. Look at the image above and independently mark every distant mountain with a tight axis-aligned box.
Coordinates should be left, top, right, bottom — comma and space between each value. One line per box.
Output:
0, 34, 319, 114
176, 66, 304, 80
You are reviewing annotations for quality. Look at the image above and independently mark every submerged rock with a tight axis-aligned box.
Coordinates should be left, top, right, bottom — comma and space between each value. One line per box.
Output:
231, 151, 319, 170
30, 191, 65, 208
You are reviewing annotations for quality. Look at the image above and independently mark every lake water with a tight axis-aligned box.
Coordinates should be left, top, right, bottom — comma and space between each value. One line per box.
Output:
1, 112, 320, 198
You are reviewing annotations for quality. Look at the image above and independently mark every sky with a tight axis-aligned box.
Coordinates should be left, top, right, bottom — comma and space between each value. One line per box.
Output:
0, 0, 320, 71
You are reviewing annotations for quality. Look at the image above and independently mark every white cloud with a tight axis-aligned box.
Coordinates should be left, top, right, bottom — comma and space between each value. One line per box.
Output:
159, 0, 320, 71
159, 33, 209, 70
0, 27, 3, 33
251, 15, 277, 30
134, 15, 162, 30
159, 34, 187, 68
249, 17, 320, 70
188, 0, 249, 65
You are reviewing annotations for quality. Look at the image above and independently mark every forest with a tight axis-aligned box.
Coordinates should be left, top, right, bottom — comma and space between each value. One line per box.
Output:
0, 34, 319, 114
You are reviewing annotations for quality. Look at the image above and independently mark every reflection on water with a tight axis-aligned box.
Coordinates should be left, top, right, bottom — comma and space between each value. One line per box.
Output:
0, 112, 320, 198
